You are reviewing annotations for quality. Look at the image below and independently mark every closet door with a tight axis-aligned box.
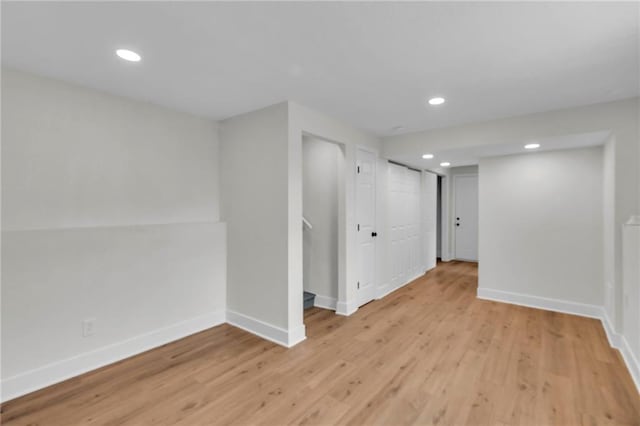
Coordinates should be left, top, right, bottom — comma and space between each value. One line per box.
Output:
388, 163, 425, 290
406, 169, 422, 280
388, 163, 407, 290
423, 171, 438, 271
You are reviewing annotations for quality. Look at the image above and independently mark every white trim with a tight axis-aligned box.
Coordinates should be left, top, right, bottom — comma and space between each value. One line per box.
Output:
1, 310, 226, 403
226, 310, 306, 348
287, 324, 307, 347
619, 336, 640, 394
335, 300, 359, 316
378, 271, 425, 300
377, 284, 396, 300
376, 283, 391, 300
478, 288, 640, 394
440, 175, 452, 261
601, 310, 622, 348
313, 295, 337, 311
477, 287, 601, 318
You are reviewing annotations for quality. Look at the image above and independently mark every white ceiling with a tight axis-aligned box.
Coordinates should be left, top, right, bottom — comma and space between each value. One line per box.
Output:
2, 2, 638, 136
390, 130, 612, 172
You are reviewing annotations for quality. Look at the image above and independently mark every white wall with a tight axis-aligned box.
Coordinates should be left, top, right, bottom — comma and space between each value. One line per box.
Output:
478, 147, 604, 306
302, 136, 340, 303
219, 103, 297, 341
2, 70, 220, 230
1, 69, 226, 401
621, 219, 640, 389
603, 135, 616, 320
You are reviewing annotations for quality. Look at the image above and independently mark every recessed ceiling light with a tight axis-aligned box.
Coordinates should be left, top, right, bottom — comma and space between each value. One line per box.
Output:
440, 162, 451, 167
116, 49, 141, 62
422, 154, 434, 159
525, 143, 540, 150
428, 97, 446, 106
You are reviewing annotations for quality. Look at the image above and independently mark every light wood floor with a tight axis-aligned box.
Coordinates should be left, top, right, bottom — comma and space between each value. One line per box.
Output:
2, 261, 639, 425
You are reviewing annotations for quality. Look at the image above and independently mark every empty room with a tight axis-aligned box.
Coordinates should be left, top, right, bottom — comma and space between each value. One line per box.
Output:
1, 1, 639, 425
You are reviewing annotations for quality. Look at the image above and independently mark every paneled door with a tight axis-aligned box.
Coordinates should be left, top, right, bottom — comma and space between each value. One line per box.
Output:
423, 171, 438, 271
356, 148, 377, 307
454, 174, 479, 261
388, 163, 424, 290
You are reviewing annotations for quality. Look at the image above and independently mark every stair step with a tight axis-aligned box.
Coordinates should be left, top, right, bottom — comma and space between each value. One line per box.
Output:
303, 291, 315, 309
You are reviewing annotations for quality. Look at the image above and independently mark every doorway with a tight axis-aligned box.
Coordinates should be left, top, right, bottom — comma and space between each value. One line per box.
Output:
302, 136, 343, 313
453, 174, 479, 261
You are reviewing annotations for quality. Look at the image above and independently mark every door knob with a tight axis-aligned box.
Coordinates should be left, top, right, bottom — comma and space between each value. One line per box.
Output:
372, 232, 378, 237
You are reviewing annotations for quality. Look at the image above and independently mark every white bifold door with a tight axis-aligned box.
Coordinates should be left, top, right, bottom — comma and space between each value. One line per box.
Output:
388, 163, 426, 290
422, 172, 438, 271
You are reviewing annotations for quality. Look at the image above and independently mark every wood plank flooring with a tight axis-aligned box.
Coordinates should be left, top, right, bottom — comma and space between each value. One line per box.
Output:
2, 261, 639, 425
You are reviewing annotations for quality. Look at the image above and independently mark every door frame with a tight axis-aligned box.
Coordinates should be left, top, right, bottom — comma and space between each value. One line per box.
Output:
452, 173, 479, 261
296, 132, 378, 319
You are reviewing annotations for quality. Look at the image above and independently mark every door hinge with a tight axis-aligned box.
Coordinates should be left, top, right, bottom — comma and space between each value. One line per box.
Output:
357, 224, 360, 231
357, 166, 360, 174
357, 281, 360, 289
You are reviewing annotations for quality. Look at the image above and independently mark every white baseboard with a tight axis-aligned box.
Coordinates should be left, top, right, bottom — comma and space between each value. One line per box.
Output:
313, 295, 337, 311
619, 336, 640, 394
377, 272, 425, 300
600, 313, 639, 394
335, 300, 358, 316
477, 287, 602, 318
226, 310, 306, 348
478, 288, 640, 395
376, 283, 392, 300
600, 310, 623, 348
1, 310, 226, 403
287, 324, 307, 347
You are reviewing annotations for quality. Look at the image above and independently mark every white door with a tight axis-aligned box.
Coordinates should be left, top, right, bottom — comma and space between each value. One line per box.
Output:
406, 169, 422, 279
454, 175, 479, 261
388, 163, 424, 290
356, 148, 377, 306
388, 163, 406, 290
422, 172, 438, 271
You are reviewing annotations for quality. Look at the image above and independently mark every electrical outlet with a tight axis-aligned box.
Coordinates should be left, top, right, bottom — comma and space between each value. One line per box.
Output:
82, 318, 96, 337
